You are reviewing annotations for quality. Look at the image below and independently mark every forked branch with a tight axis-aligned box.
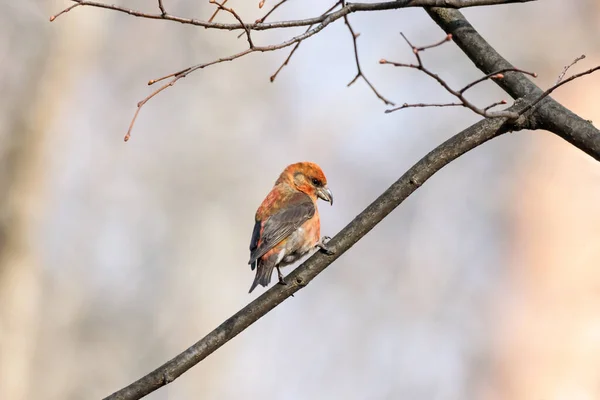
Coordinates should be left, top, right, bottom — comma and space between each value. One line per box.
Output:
519, 63, 600, 117
270, 1, 342, 82
50, 0, 538, 31
381, 33, 537, 118
121, 7, 339, 141
49, 0, 540, 139
342, 1, 394, 105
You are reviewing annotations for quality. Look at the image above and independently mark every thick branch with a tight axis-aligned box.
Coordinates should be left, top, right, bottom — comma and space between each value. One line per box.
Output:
426, 7, 600, 160
103, 106, 532, 400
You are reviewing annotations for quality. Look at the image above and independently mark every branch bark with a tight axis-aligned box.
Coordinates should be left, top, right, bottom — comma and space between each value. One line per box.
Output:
425, 7, 600, 160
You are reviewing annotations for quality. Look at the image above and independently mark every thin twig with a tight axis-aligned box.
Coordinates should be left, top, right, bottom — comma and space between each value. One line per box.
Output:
556, 54, 585, 84
256, 0, 288, 23
381, 33, 538, 118
235, 0, 289, 38
270, 39, 303, 82
124, 14, 336, 141
209, 0, 253, 48
207, 0, 228, 23
343, 1, 394, 105
415, 33, 453, 52
519, 65, 600, 117
49, 3, 80, 21
50, 0, 537, 30
270, 1, 342, 82
385, 102, 462, 113
459, 68, 537, 94
148, 67, 191, 86
483, 99, 507, 111
158, 0, 166, 15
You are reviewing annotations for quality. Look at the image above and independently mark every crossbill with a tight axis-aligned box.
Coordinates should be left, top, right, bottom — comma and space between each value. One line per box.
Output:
248, 162, 334, 293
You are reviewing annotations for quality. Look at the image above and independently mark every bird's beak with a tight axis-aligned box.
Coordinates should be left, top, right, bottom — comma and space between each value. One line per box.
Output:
317, 186, 333, 205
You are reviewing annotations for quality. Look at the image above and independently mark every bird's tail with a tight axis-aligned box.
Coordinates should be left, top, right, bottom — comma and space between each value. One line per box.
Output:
249, 258, 276, 293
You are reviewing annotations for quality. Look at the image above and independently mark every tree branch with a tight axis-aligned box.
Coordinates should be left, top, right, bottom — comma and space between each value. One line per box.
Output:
270, 1, 342, 82
556, 54, 585, 85
49, 0, 541, 140
425, 7, 600, 160
122, 9, 339, 141
103, 102, 531, 400
343, 12, 394, 105
157, 0, 166, 16
380, 32, 537, 117
209, 0, 254, 48
51, 0, 537, 30
255, 0, 289, 23
518, 65, 600, 117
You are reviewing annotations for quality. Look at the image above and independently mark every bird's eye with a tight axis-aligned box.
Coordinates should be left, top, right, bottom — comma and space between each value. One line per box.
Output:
311, 178, 320, 186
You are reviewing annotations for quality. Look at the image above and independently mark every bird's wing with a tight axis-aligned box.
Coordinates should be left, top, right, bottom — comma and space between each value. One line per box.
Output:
249, 191, 315, 267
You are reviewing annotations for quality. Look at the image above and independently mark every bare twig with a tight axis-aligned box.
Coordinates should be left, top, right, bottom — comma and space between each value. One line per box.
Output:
236, 0, 289, 39
483, 99, 507, 111
124, 14, 336, 141
519, 64, 600, 117
556, 54, 585, 84
343, 1, 394, 105
381, 33, 537, 118
48, 0, 538, 136
51, 0, 537, 30
399, 32, 450, 69
269, 39, 304, 82
256, 0, 288, 23
207, 0, 228, 23
459, 68, 537, 94
49, 3, 80, 21
414, 34, 453, 52
384, 102, 463, 113
209, 0, 253, 48
270, 1, 341, 82
236, 0, 289, 38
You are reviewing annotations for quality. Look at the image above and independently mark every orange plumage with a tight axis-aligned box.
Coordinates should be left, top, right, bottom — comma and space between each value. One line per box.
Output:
248, 162, 334, 293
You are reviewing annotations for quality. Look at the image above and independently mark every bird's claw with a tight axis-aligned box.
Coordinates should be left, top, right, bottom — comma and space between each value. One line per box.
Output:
276, 268, 294, 296
316, 236, 335, 255
277, 267, 287, 285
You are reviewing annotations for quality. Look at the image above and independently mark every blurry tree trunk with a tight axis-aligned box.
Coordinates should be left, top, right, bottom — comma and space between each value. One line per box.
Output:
490, 61, 600, 400
0, 3, 85, 398
0, 17, 50, 400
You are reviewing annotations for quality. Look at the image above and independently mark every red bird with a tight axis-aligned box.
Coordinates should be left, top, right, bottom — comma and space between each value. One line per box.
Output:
248, 162, 334, 293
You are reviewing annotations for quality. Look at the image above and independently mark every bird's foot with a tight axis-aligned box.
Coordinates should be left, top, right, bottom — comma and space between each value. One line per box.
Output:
277, 267, 294, 296
277, 267, 287, 285
316, 236, 335, 255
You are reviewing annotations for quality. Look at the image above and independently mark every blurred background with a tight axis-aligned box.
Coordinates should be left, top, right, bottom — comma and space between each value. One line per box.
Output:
1, 1, 600, 399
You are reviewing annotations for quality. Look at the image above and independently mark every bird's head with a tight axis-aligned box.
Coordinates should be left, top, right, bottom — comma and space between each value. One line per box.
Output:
278, 162, 333, 205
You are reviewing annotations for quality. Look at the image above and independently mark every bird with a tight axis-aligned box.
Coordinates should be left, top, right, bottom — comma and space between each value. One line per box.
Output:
248, 162, 334, 293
